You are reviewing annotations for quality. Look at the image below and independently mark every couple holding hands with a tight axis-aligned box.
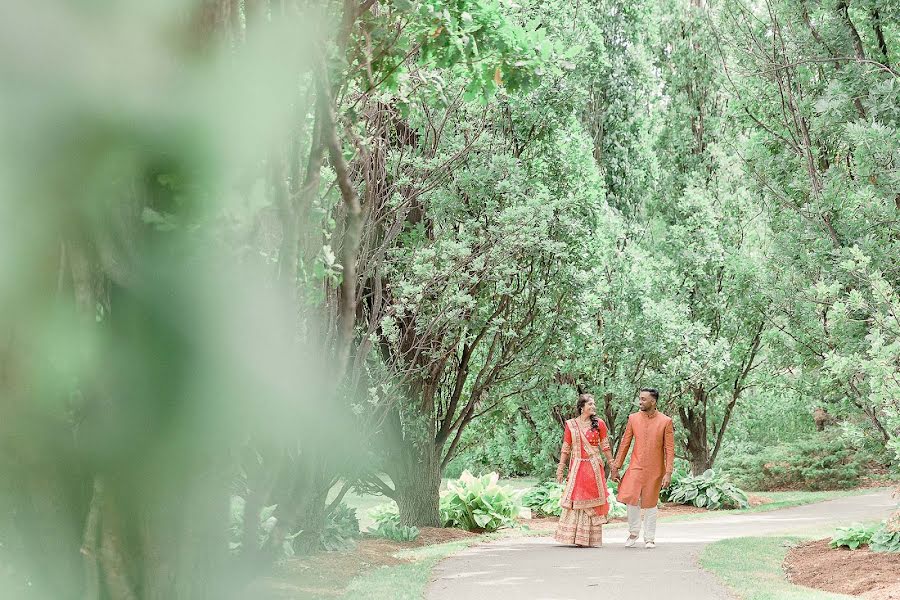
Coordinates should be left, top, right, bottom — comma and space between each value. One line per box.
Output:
554, 388, 675, 549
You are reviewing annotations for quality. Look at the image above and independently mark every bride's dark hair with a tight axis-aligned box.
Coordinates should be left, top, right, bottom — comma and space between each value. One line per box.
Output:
577, 393, 600, 431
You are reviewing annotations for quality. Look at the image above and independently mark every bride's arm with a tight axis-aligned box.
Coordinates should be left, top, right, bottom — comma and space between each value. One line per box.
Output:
556, 426, 572, 483
600, 423, 619, 480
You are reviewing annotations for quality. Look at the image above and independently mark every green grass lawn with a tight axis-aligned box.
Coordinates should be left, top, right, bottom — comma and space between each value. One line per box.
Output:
700, 536, 853, 599
339, 536, 491, 600
743, 489, 884, 512
659, 488, 884, 523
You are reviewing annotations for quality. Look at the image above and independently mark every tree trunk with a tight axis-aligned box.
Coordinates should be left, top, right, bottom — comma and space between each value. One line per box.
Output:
270, 452, 331, 556
686, 440, 711, 474
679, 389, 712, 474
603, 392, 618, 452
292, 487, 329, 554
396, 446, 442, 527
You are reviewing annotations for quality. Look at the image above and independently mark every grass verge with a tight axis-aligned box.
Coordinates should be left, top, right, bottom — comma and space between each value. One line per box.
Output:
700, 536, 851, 600
338, 536, 489, 600
659, 488, 885, 523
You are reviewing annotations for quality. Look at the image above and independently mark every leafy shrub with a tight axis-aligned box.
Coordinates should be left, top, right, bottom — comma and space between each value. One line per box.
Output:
663, 469, 749, 509
522, 481, 564, 517
449, 388, 589, 481
870, 513, 900, 553
658, 461, 691, 502
367, 522, 421, 542
605, 487, 627, 518
520, 479, 626, 519
718, 433, 864, 491
450, 413, 542, 478
440, 471, 521, 532
228, 496, 296, 558
368, 501, 401, 527
320, 503, 360, 551
830, 523, 877, 550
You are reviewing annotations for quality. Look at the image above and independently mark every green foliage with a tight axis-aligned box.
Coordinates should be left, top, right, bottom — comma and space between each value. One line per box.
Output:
8, 3, 900, 597
870, 525, 900, 553
717, 0, 900, 469
719, 433, 865, 491
452, 394, 564, 480
658, 461, 689, 502
605, 487, 627, 519
368, 501, 402, 527
228, 496, 297, 559
320, 503, 361, 552
521, 481, 564, 517
830, 523, 877, 550
870, 512, 900, 554
663, 469, 749, 510
367, 522, 421, 543
363, 0, 561, 103
521, 479, 626, 519
439, 471, 521, 532
415, 0, 557, 101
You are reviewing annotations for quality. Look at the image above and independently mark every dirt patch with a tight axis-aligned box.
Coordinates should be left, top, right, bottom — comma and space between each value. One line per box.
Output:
784, 539, 900, 599
659, 502, 709, 516
748, 494, 771, 507
254, 539, 410, 598
857, 477, 900, 490
415, 526, 479, 546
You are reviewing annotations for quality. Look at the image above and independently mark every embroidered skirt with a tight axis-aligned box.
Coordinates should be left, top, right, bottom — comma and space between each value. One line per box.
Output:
554, 508, 604, 547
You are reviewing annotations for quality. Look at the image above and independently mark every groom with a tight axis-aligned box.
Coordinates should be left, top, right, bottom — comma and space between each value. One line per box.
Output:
612, 387, 675, 549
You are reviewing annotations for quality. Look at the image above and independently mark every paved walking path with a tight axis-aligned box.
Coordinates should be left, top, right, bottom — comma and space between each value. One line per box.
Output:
427, 489, 896, 600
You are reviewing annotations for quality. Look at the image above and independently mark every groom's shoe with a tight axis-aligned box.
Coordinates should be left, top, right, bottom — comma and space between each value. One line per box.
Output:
644, 541, 656, 549
624, 535, 639, 548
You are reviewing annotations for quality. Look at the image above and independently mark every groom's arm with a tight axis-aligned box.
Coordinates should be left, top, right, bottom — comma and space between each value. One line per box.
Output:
613, 417, 633, 470
661, 419, 675, 487
663, 419, 675, 474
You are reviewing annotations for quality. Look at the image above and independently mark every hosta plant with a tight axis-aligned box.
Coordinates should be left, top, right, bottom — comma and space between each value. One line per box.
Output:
830, 523, 877, 550
368, 501, 401, 527
319, 502, 360, 551
522, 481, 564, 517
605, 487, 627, 519
870, 513, 900, 553
228, 496, 283, 555
664, 469, 749, 510
522, 480, 626, 519
228, 496, 304, 559
440, 470, 521, 532
657, 463, 690, 502
368, 522, 421, 542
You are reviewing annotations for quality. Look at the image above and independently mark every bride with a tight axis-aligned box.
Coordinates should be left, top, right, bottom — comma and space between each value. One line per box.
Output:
554, 393, 619, 547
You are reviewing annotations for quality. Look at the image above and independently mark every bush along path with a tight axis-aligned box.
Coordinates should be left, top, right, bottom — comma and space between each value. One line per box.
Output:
426, 488, 897, 600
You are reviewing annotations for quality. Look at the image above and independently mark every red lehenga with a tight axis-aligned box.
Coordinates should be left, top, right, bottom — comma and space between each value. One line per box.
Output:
554, 418, 610, 547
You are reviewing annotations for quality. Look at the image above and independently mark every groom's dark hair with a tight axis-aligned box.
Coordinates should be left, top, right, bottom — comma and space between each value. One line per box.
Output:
640, 387, 659, 401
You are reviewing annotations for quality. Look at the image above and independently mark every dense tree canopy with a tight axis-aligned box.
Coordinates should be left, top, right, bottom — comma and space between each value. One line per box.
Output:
0, 0, 897, 597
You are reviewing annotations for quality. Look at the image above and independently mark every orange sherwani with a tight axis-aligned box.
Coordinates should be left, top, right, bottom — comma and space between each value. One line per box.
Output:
613, 411, 675, 508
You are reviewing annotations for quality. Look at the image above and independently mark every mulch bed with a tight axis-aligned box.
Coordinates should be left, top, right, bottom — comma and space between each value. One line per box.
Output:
413, 526, 479, 546
659, 502, 709, 516
253, 527, 478, 598
784, 539, 900, 599
254, 540, 408, 598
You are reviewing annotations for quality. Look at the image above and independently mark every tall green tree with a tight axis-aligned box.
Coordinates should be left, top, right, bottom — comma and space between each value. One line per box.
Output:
717, 0, 900, 452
